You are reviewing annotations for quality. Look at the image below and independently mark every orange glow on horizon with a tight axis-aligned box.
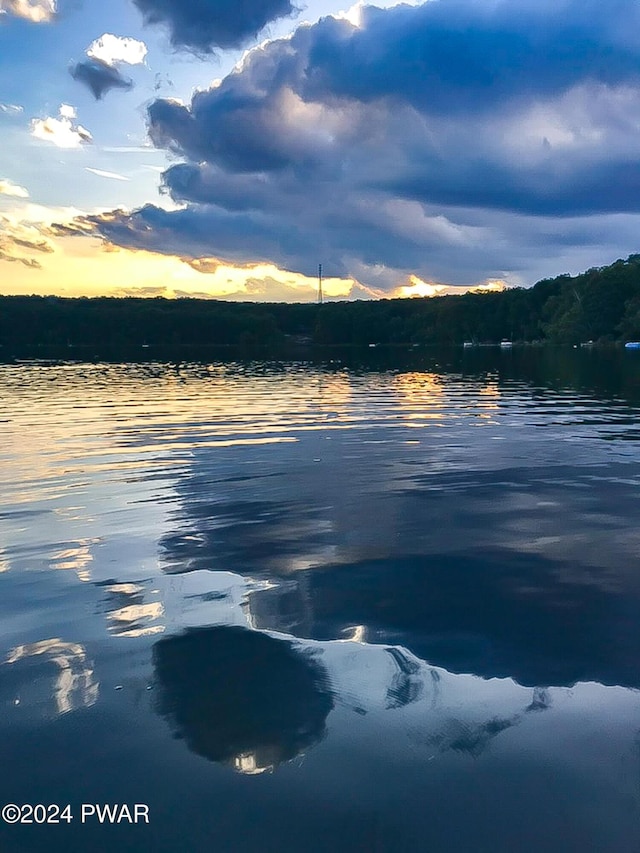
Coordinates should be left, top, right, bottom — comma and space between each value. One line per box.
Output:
0, 203, 509, 301
391, 274, 508, 300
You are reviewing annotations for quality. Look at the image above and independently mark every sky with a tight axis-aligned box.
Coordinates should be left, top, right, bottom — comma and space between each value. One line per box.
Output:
2, 0, 640, 301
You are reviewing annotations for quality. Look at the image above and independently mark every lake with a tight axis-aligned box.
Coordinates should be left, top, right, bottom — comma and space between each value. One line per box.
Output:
1, 347, 640, 852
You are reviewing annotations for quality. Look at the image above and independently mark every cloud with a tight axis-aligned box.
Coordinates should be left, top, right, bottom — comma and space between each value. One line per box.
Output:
71, 33, 147, 100
302, 0, 640, 116
70, 0, 640, 291
31, 105, 92, 148
0, 0, 55, 23
131, 0, 296, 52
0, 251, 41, 268
71, 58, 133, 100
85, 168, 130, 181
0, 179, 29, 198
45, 214, 98, 238
87, 33, 147, 66
0, 103, 23, 115
0, 214, 54, 268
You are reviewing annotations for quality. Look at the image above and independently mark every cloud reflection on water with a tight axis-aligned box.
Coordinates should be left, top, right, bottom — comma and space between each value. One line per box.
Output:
3, 638, 98, 716
2, 355, 640, 848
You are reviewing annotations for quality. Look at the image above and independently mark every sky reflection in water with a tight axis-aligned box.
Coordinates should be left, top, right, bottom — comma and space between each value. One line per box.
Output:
1, 349, 640, 852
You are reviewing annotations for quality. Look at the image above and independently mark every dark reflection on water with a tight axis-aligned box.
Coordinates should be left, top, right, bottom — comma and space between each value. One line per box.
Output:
300, 552, 640, 688
7, 342, 640, 399
160, 498, 640, 688
2, 348, 640, 852
154, 626, 333, 773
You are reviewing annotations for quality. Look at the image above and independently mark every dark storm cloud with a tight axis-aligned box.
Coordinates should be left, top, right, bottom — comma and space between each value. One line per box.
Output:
74, 0, 640, 290
379, 158, 640, 217
70, 58, 133, 100
131, 0, 296, 52
303, 0, 640, 114
81, 203, 331, 276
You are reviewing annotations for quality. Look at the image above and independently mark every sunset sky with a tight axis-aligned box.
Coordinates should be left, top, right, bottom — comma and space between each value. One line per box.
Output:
2, 0, 640, 300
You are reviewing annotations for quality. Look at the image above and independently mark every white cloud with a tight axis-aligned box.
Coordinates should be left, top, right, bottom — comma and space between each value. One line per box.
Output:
31, 105, 92, 149
336, 2, 364, 27
0, 179, 29, 198
0, 103, 23, 114
0, 0, 55, 22
86, 167, 129, 181
71, 35, 147, 100
86, 33, 148, 67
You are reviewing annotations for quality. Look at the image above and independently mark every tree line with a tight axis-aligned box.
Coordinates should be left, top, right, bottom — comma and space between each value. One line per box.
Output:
3, 254, 640, 350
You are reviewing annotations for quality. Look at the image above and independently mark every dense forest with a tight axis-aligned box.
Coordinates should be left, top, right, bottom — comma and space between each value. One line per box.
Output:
3, 254, 640, 351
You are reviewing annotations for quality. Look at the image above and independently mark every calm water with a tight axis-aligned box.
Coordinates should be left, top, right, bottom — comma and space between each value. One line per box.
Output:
1, 348, 640, 852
